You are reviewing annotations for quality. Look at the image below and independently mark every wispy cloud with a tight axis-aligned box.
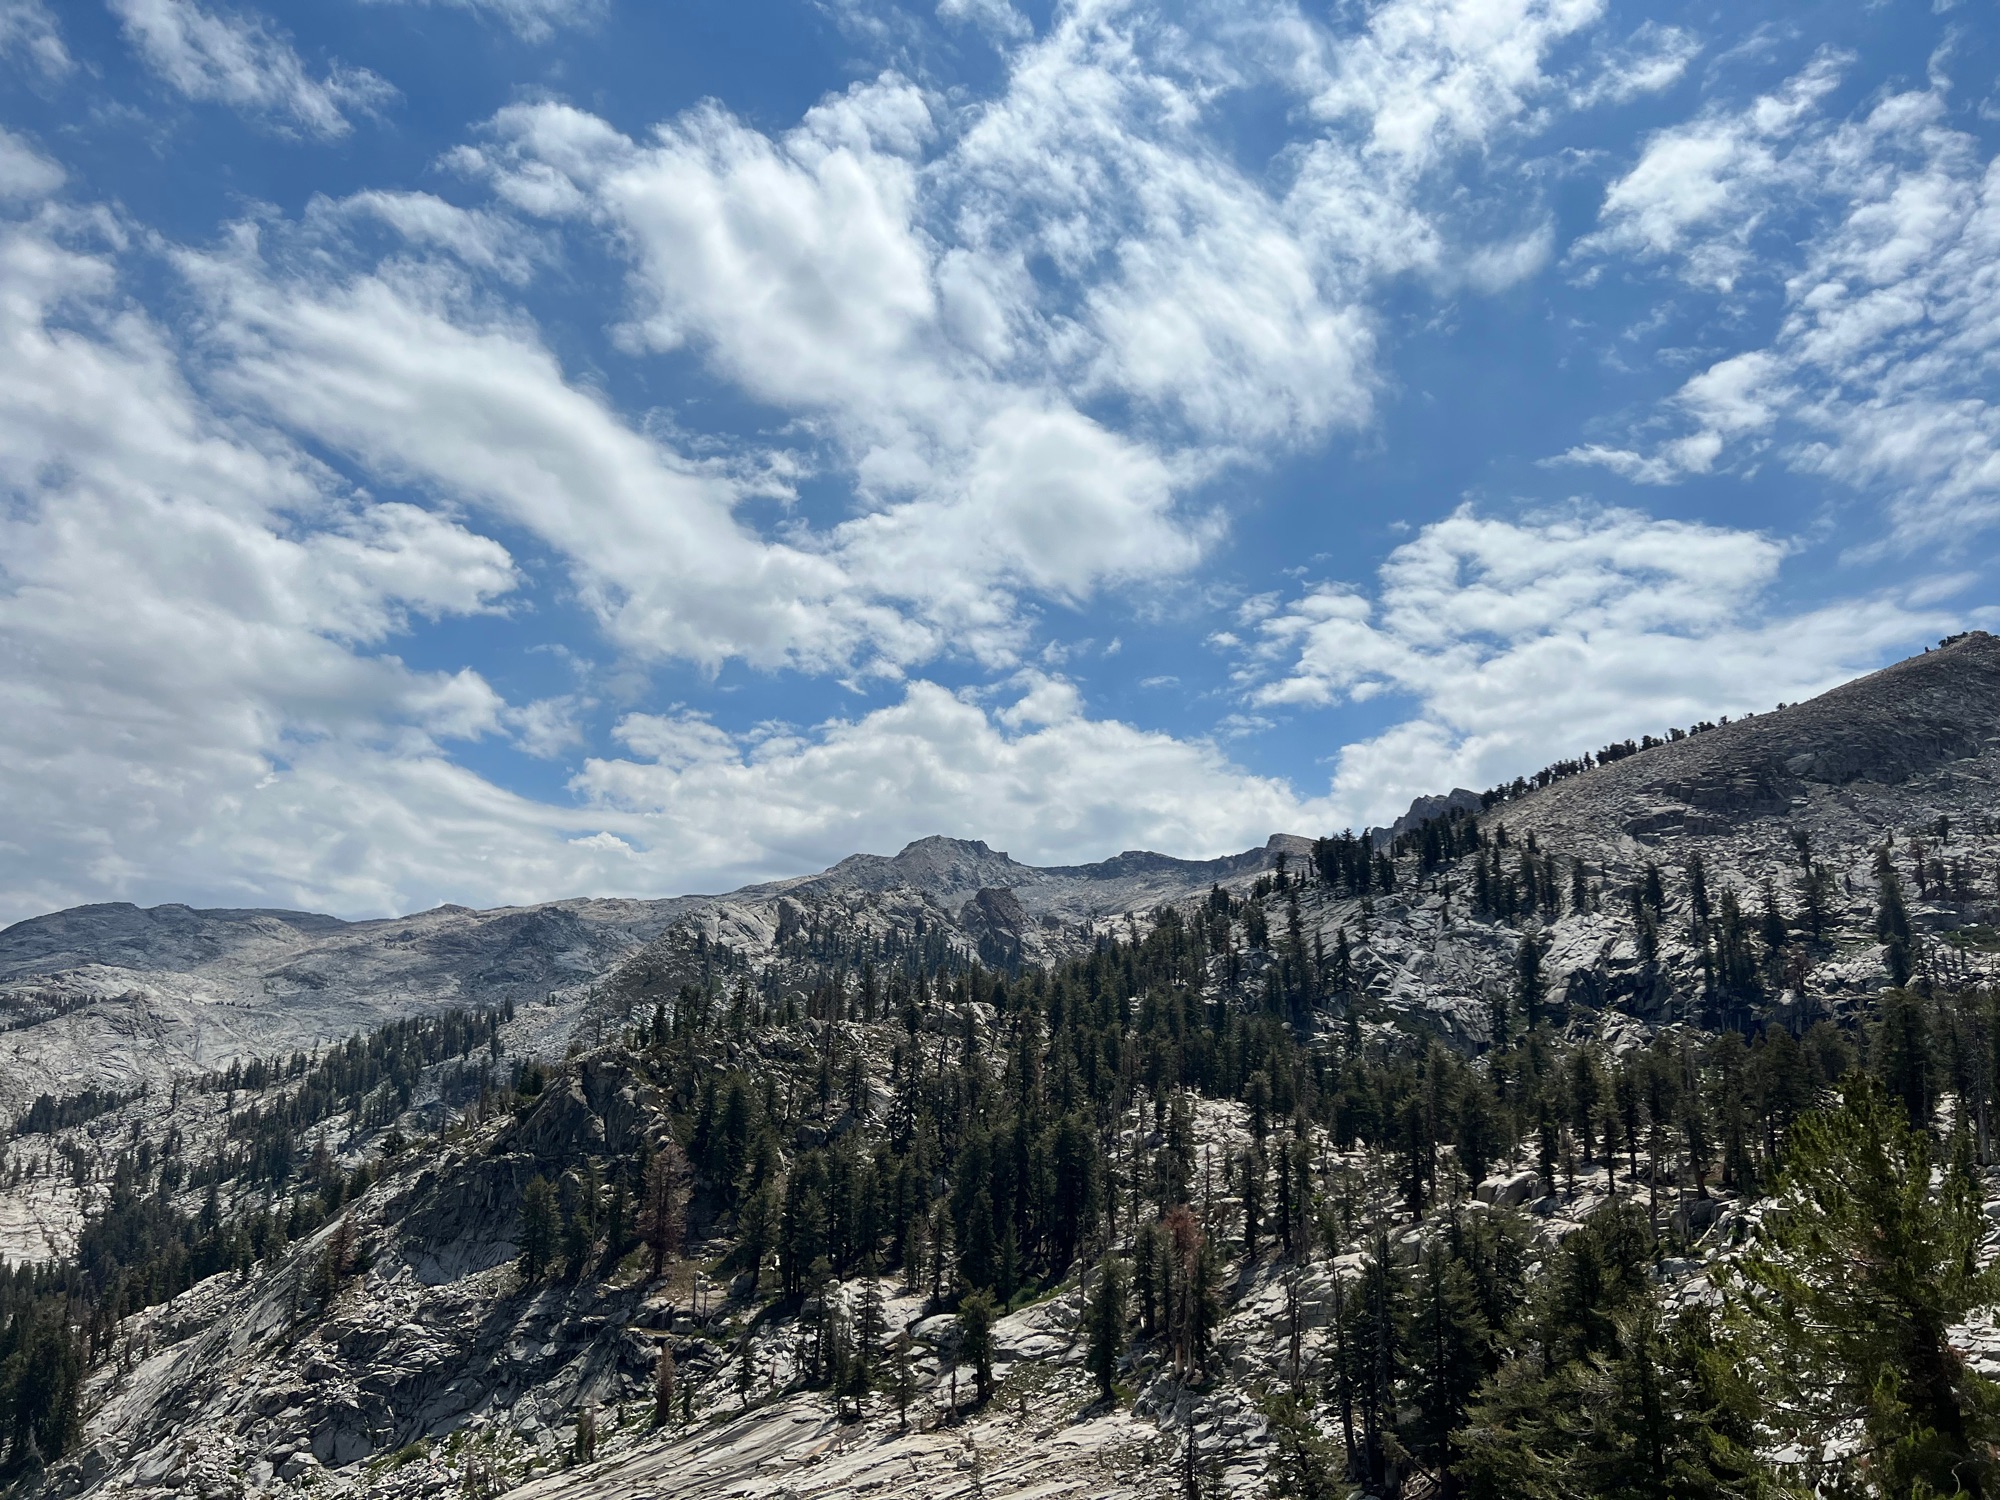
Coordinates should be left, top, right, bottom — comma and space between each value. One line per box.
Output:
1563, 56, 2000, 547
0, 0, 70, 77
360, 0, 603, 43
110, 0, 394, 138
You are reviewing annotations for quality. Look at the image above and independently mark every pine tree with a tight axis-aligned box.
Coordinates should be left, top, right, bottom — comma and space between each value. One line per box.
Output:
1459, 1200, 1771, 1500
1407, 1241, 1490, 1480
1329, 927, 1354, 998
1262, 1389, 1347, 1500
1873, 985, 1934, 1131
855, 1262, 887, 1382
519, 1176, 558, 1282
1876, 843, 1915, 987
728, 1182, 777, 1295
643, 1139, 689, 1280
1514, 928, 1548, 1030
653, 1343, 676, 1428
1727, 1079, 2000, 1499
1240, 1145, 1265, 1258
957, 1288, 998, 1404
1342, 1237, 1407, 1492
888, 1331, 916, 1430
1084, 1255, 1128, 1401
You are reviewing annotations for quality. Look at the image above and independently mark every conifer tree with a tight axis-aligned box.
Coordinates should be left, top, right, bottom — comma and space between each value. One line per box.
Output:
1084, 1255, 1128, 1401
1876, 843, 1915, 987
519, 1176, 558, 1282
643, 1139, 690, 1279
957, 1288, 998, 1403
653, 1344, 676, 1428
1728, 1080, 2000, 1499
1408, 1241, 1490, 1482
1341, 1237, 1407, 1491
1513, 929, 1547, 1030
1873, 986, 1934, 1130
1239, 1145, 1265, 1258
888, 1331, 916, 1430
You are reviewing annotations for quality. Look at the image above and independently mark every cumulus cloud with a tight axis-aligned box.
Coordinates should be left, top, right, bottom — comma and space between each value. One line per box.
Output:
305, 190, 543, 282
1573, 49, 1845, 289
460, 83, 1213, 654
0, 206, 1330, 918
1565, 57, 2000, 546
1235, 507, 1952, 827
434, 0, 1638, 659
573, 677, 1330, 888
1568, 20, 1699, 108
110, 0, 395, 138
0, 212, 522, 920
177, 237, 930, 674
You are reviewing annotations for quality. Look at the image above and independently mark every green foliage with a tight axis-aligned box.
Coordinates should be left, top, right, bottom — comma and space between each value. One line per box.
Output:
1454, 1200, 1780, 1500
1459, 1300, 1780, 1500
1876, 845, 1915, 989
519, 1176, 558, 1282
957, 1288, 999, 1403
1084, 1255, 1128, 1401
1262, 1389, 1352, 1500
0, 1303, 84, 1473
1727, 1078, 2000, 1499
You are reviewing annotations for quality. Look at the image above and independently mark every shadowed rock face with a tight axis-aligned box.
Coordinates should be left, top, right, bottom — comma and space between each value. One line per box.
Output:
0, 903, 350, 981
959, 887, 1030, 969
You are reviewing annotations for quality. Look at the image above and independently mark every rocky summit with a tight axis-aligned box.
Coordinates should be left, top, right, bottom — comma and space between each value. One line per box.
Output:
3, 633, 2000, 1500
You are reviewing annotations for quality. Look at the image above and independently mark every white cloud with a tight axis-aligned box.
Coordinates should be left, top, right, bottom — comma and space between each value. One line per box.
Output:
1568, 20, 1699, 108
1236, 506, 1951, 826
456, 83, 1216, 658
0, 214, 523, 921
1300, 0, 1604, 171
1574, 50, 1845, 290
936, 0, 1030, 43
0, 0, 69, 77
1566, 63, 2000, 545
110, 0, 395, 138
24, 0, 1959, 923
178, 237, 936, 675
506, 696, 587, 759
0, 126, 62, 199
0, 206, 1341, 921
306, 190, 542, 282
575, 677, 1329, 885
434, 0, 1631, 662
361, 0, 602, 42
0, 206, 1337, 921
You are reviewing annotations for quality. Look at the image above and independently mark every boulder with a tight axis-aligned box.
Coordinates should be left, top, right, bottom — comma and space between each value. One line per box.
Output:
1477, 1170, 1538, 1209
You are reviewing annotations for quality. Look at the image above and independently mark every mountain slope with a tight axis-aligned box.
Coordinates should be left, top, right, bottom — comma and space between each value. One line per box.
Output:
3, 637, 2000, 1500
0, 838, 1317, 1122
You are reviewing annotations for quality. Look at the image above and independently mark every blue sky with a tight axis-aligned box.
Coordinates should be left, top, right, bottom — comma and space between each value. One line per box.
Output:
1, 0, 1996, 920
